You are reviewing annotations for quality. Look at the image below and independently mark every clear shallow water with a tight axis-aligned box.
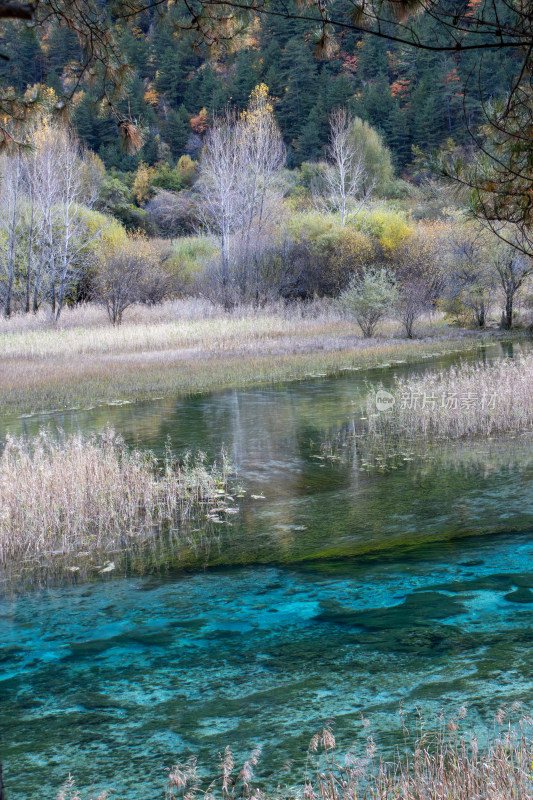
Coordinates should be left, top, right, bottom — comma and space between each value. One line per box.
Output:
3, 535, 533, 798
1, 339, 533, 797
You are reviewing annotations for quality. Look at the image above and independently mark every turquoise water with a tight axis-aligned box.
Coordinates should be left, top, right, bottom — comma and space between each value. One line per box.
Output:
1, 339, 533, 797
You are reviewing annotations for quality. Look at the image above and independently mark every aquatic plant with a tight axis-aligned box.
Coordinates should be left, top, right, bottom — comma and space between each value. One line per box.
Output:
319, 352, 533, 470
363, 352, 533, 452
0, 429, 233, 572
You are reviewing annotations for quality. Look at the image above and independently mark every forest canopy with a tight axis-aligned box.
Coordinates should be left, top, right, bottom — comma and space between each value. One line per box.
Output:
0, 0, 526, 173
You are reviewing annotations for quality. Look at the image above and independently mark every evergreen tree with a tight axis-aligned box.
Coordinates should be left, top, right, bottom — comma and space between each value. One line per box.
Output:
7, 26, 43, 90
229, 50, 260, 108
0, 0, 520, 175
410, 72, 446, 151
164, 105, 191, 159
153, 31, 198, 106
278, 38, 317, 141
296, 92, 329, 164
184, 64, 229, 115
356, 78, 395, 140
385, 103, 411, 170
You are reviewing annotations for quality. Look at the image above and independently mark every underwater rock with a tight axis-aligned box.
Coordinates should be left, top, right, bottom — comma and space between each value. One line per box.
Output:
429, 573, 516, 593
315, 591, 465, 632
504, 588, 533, 603
508, 574, 533, 589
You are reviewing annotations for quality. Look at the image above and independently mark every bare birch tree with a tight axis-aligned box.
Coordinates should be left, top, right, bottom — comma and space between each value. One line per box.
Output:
197, 84, 285, 306
29, 126, 61, 314
53, 127, 98, 319
0, 154, 24, 316
236, 84, 286, 301
197, 112, 243, 308
0, 125, 107, 316
317, 108, 372, 225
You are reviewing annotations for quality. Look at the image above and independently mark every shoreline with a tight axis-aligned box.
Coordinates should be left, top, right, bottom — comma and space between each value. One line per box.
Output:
0, 325, 518, 417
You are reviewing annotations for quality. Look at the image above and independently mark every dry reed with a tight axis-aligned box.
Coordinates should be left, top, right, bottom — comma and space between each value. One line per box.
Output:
0, 300, 486, 416
0, 429, 232, 569
0, 299, 438, 361
367, 353, 533, 440
57, 710, 533, 800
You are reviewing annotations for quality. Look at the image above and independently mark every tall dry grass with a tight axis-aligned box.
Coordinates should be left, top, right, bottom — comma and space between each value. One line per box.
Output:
367, 353, 533, 440
56, 710, 533, 800
0, 298, 413, 360
0, 299, 483, 416
0, 429, 232, 569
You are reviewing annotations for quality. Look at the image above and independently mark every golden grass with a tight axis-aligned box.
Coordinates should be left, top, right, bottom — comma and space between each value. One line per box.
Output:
0, 300, 490, 415
0, 429, 232, 572
0, 299, 429, 359
367, 352, 533, 440
58, 710, 533, 800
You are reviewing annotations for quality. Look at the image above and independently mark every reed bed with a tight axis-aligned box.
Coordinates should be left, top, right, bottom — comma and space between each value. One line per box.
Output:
0, 429, 232, 570
0, 299, 484, 416
0, 312, 340, 359
367, 353, 533, 441
57, 710, 533, 800
0, 299, 440, 360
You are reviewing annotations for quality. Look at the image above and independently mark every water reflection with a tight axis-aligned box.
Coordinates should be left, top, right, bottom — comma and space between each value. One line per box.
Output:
1, 340, 533, 798
1, 341, 533, 576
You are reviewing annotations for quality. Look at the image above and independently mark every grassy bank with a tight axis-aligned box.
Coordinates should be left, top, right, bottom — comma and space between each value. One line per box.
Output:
0, 300, 503, 415
0, 429, 234, 578
58, 711, 533, 800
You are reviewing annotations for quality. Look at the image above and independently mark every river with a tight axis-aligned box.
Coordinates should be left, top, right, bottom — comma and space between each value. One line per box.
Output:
1, 339, 533, 798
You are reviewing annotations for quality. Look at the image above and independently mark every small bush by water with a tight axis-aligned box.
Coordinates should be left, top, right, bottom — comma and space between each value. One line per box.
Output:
0, 429, 232, 571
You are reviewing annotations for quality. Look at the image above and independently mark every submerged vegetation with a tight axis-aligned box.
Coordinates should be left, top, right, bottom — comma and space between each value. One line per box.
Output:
0, 429, 233, 577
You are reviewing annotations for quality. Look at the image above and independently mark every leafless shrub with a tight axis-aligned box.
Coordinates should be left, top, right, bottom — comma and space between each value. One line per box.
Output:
93, 235, 172, 324
396, 279, 433, 338
146, 189, 200, 240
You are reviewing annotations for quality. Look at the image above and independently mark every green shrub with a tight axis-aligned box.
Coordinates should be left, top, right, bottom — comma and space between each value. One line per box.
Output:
337, 266, 398, 337
351, 204, 412, 252
167, 236, 219, 289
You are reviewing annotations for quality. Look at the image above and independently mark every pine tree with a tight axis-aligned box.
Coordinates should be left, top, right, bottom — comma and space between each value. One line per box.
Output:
184, 64, 229, 115
385, 103, 411, 170
356, 78, 395, 141
296, 93, 329, 164
164, 105, 191, 159
229, 50, 260, 108
278, 38, 318, 141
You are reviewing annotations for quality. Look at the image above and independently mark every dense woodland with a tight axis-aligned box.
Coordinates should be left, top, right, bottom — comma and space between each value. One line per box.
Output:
0, 0, 530, 335
0, 1, 520, 172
